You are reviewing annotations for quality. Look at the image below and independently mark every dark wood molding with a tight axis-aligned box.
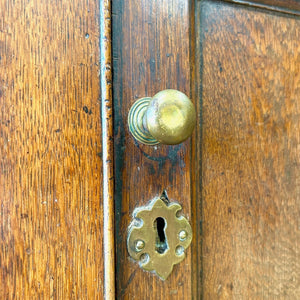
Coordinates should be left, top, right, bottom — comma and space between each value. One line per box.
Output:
223, 0, 300, 16
100, 0, 115, 299
190, 0, 203, 298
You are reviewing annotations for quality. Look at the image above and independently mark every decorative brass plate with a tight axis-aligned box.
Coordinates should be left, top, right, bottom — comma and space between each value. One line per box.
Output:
127, 193, 192, 280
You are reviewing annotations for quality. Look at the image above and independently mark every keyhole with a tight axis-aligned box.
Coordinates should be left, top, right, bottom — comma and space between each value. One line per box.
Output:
154, 217, 168, 254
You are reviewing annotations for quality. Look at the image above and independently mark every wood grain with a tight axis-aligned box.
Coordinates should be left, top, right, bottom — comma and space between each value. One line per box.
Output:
0, 0, 104, 298
197, 1, 300, 298
112, 0, 193, 298
224, 0, 300, 15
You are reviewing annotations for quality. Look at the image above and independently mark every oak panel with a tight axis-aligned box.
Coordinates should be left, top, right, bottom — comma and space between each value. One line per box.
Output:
0, 0, 103, 298
198, 1, 300, 299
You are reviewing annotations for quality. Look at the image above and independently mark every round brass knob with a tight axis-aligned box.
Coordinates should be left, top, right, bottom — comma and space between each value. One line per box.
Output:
128, 89, 196, 145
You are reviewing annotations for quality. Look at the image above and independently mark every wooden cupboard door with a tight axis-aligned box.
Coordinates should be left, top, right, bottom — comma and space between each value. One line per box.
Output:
113, 0, 300, 299
2, 0, 299, 299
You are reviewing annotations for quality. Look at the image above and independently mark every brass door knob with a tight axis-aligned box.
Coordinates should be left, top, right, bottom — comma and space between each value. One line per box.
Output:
128, 89, 196, 145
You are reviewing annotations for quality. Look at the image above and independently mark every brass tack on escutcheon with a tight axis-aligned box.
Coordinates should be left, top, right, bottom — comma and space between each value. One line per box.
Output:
128, 89, 196, 145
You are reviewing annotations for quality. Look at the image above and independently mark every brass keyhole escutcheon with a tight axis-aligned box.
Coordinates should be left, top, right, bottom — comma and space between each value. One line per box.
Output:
127, 193, 192, 280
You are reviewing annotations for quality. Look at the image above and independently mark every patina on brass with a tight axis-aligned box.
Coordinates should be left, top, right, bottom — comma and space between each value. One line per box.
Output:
127, 193, 192, 280
128, 89, 196, 145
